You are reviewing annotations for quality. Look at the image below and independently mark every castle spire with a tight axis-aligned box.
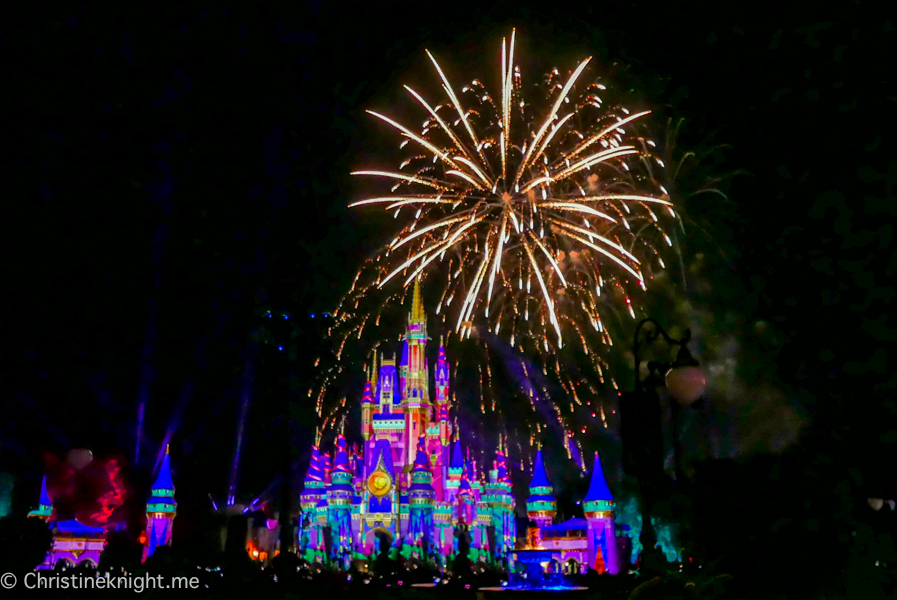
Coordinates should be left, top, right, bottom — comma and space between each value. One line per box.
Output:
28, 475, 53, 520
583, 452, 614, 506
152, 447, 176, 495
410, 277, 425, 324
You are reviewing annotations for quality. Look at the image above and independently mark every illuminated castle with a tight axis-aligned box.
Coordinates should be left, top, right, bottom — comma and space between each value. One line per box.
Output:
299, 281, 516, 563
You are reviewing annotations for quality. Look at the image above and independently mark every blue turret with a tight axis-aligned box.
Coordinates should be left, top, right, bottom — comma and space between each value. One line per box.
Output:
583, 453, 613, 508
526, 446, 556, 527
144, 445, 177, 562
28, 475, 52, 520
583, 453, 620, 575
148, 447, 177, 514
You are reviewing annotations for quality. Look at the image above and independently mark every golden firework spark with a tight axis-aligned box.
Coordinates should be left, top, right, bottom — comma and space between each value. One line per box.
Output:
348, 30, 673, 353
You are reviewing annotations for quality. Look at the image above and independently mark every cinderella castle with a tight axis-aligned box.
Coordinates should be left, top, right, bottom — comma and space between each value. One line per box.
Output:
298, 281, 515, 563
297, 281, 624, 573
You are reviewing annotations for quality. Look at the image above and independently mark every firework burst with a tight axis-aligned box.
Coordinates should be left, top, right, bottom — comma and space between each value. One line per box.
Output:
317, 30, 679, 448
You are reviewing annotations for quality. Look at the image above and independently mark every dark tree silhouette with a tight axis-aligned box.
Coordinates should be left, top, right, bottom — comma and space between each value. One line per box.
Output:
98, 529, 142, 573
373, 531, 396, 576
451, 524, 473, 577
0, 514, 52, 573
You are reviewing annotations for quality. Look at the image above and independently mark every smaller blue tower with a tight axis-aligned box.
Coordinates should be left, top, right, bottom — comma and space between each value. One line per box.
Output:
526, 446, 556, 529
144, 446, 177, 562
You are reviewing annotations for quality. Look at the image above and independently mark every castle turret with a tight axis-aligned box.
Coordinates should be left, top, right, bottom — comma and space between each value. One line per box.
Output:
28, 475, 53, 520
144, 446, 177, 562
584, 452, 620, 574
300, 446, 326, 555
526, 446, 556, 531
446, 439, 464, 504
300, 446, 325, 511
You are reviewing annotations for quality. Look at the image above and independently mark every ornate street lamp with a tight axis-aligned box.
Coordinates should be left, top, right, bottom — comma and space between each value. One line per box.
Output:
621, 318, 706, 572
635, 319, 707, 405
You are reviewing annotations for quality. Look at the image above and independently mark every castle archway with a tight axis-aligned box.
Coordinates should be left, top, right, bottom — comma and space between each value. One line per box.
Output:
365, 527, 394, 556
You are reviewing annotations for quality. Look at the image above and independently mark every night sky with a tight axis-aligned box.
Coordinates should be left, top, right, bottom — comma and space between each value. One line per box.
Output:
2, 1, 895, 526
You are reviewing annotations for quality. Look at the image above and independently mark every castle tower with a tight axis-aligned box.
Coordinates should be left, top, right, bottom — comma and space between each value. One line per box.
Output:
403, 279, 430, 471
485, 440, 516, 556
435, 339, 450, 422
361, 368, 375, 441
526, 446, 556, 539
400, 340, 410, 401
377, 355, 398, 415
299, 446, 325, 555
144, 446, 177, 562
28, 475, 53, 520
327, 436, 355, 558
584, 452, 620, 574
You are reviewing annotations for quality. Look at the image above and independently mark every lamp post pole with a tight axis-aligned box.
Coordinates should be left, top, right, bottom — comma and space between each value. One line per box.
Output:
625, 318, 704, 572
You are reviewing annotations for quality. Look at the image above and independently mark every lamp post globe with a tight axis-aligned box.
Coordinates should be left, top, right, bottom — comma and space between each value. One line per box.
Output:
665, 365, 707, 405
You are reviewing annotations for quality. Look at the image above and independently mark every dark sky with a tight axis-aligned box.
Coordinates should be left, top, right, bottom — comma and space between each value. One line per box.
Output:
2, 2, 895, 515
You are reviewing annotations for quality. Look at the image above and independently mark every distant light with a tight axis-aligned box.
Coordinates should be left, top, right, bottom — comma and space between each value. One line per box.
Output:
311, 314, 315, 318
268, 314, 272, 318
324, 313, 329, 317
278, 346, 284, 351
283, 315, 289, 320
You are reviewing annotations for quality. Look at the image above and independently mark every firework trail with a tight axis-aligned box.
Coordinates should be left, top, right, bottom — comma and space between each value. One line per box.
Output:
316, 30, 678, 448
